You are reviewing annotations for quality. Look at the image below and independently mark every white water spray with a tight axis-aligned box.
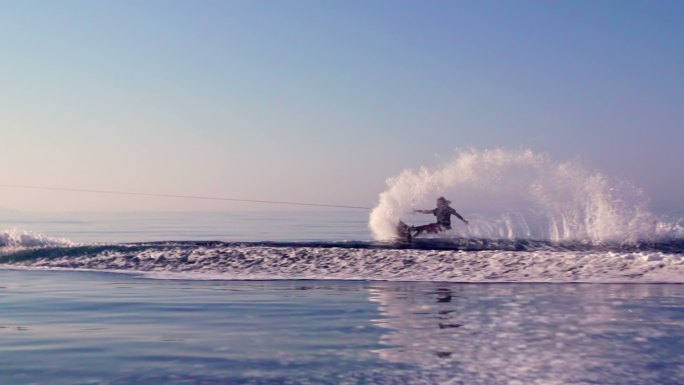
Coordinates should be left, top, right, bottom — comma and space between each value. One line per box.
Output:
0, 228, 73, 249
370, 149, 681, 243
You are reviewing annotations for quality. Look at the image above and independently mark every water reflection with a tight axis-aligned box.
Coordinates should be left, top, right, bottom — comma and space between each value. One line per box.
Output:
369, 283, 684, 385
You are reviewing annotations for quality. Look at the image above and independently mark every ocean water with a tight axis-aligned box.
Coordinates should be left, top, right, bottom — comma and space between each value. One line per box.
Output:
0, 210, 683, 385
0, 268, 682, 385
1, 150, 683, 384
0, 209, 371, 244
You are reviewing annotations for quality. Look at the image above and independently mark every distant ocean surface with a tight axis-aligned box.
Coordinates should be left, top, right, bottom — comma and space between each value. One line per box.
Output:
1, 210, 683, 384
0, 209, 372, 243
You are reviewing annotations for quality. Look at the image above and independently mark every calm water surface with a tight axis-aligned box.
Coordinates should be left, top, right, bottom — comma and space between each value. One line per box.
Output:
1, 269, 683, 385
0, 210, 371, 243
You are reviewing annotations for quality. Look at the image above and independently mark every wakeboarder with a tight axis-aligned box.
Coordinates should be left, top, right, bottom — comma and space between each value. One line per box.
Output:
411, 196, 468, 236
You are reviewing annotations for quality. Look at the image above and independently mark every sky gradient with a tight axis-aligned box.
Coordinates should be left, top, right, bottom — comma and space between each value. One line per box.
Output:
1, 1, 682, 213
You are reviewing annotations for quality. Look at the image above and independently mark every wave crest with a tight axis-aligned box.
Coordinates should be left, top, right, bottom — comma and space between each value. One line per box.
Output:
1, 242, 682, 283
0, 228, 74, 249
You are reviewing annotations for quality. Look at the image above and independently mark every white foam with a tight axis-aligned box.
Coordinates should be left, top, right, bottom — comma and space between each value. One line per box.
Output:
369, 149, 683, 243
0, 228, 74, 249
5, 245, 683, 283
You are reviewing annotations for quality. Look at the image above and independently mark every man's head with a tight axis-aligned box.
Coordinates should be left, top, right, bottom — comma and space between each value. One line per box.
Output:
437, 197, 450, 207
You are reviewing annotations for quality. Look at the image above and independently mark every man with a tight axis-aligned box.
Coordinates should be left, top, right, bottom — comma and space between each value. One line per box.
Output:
412, 197, 468, 236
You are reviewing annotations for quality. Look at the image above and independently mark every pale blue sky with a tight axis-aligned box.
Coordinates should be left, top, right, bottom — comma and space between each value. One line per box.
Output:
1, 0, 682, 213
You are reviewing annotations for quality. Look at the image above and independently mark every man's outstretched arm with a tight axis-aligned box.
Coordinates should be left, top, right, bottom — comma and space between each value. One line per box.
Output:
453, 211, 469, 225
413, 209, 434, 214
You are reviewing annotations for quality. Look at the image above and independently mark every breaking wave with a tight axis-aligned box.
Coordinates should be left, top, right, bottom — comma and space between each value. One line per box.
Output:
0, 228, 74, 248
369, 149, 683, 243
1, 241, 683, 283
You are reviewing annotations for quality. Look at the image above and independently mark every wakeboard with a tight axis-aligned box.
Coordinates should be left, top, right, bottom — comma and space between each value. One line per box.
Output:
396, 221, 413, 242
397, 221, 447, 242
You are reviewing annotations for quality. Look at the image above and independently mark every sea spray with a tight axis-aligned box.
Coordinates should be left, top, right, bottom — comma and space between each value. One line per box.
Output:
369, 149, 679, 243
0, 228, 73, 249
